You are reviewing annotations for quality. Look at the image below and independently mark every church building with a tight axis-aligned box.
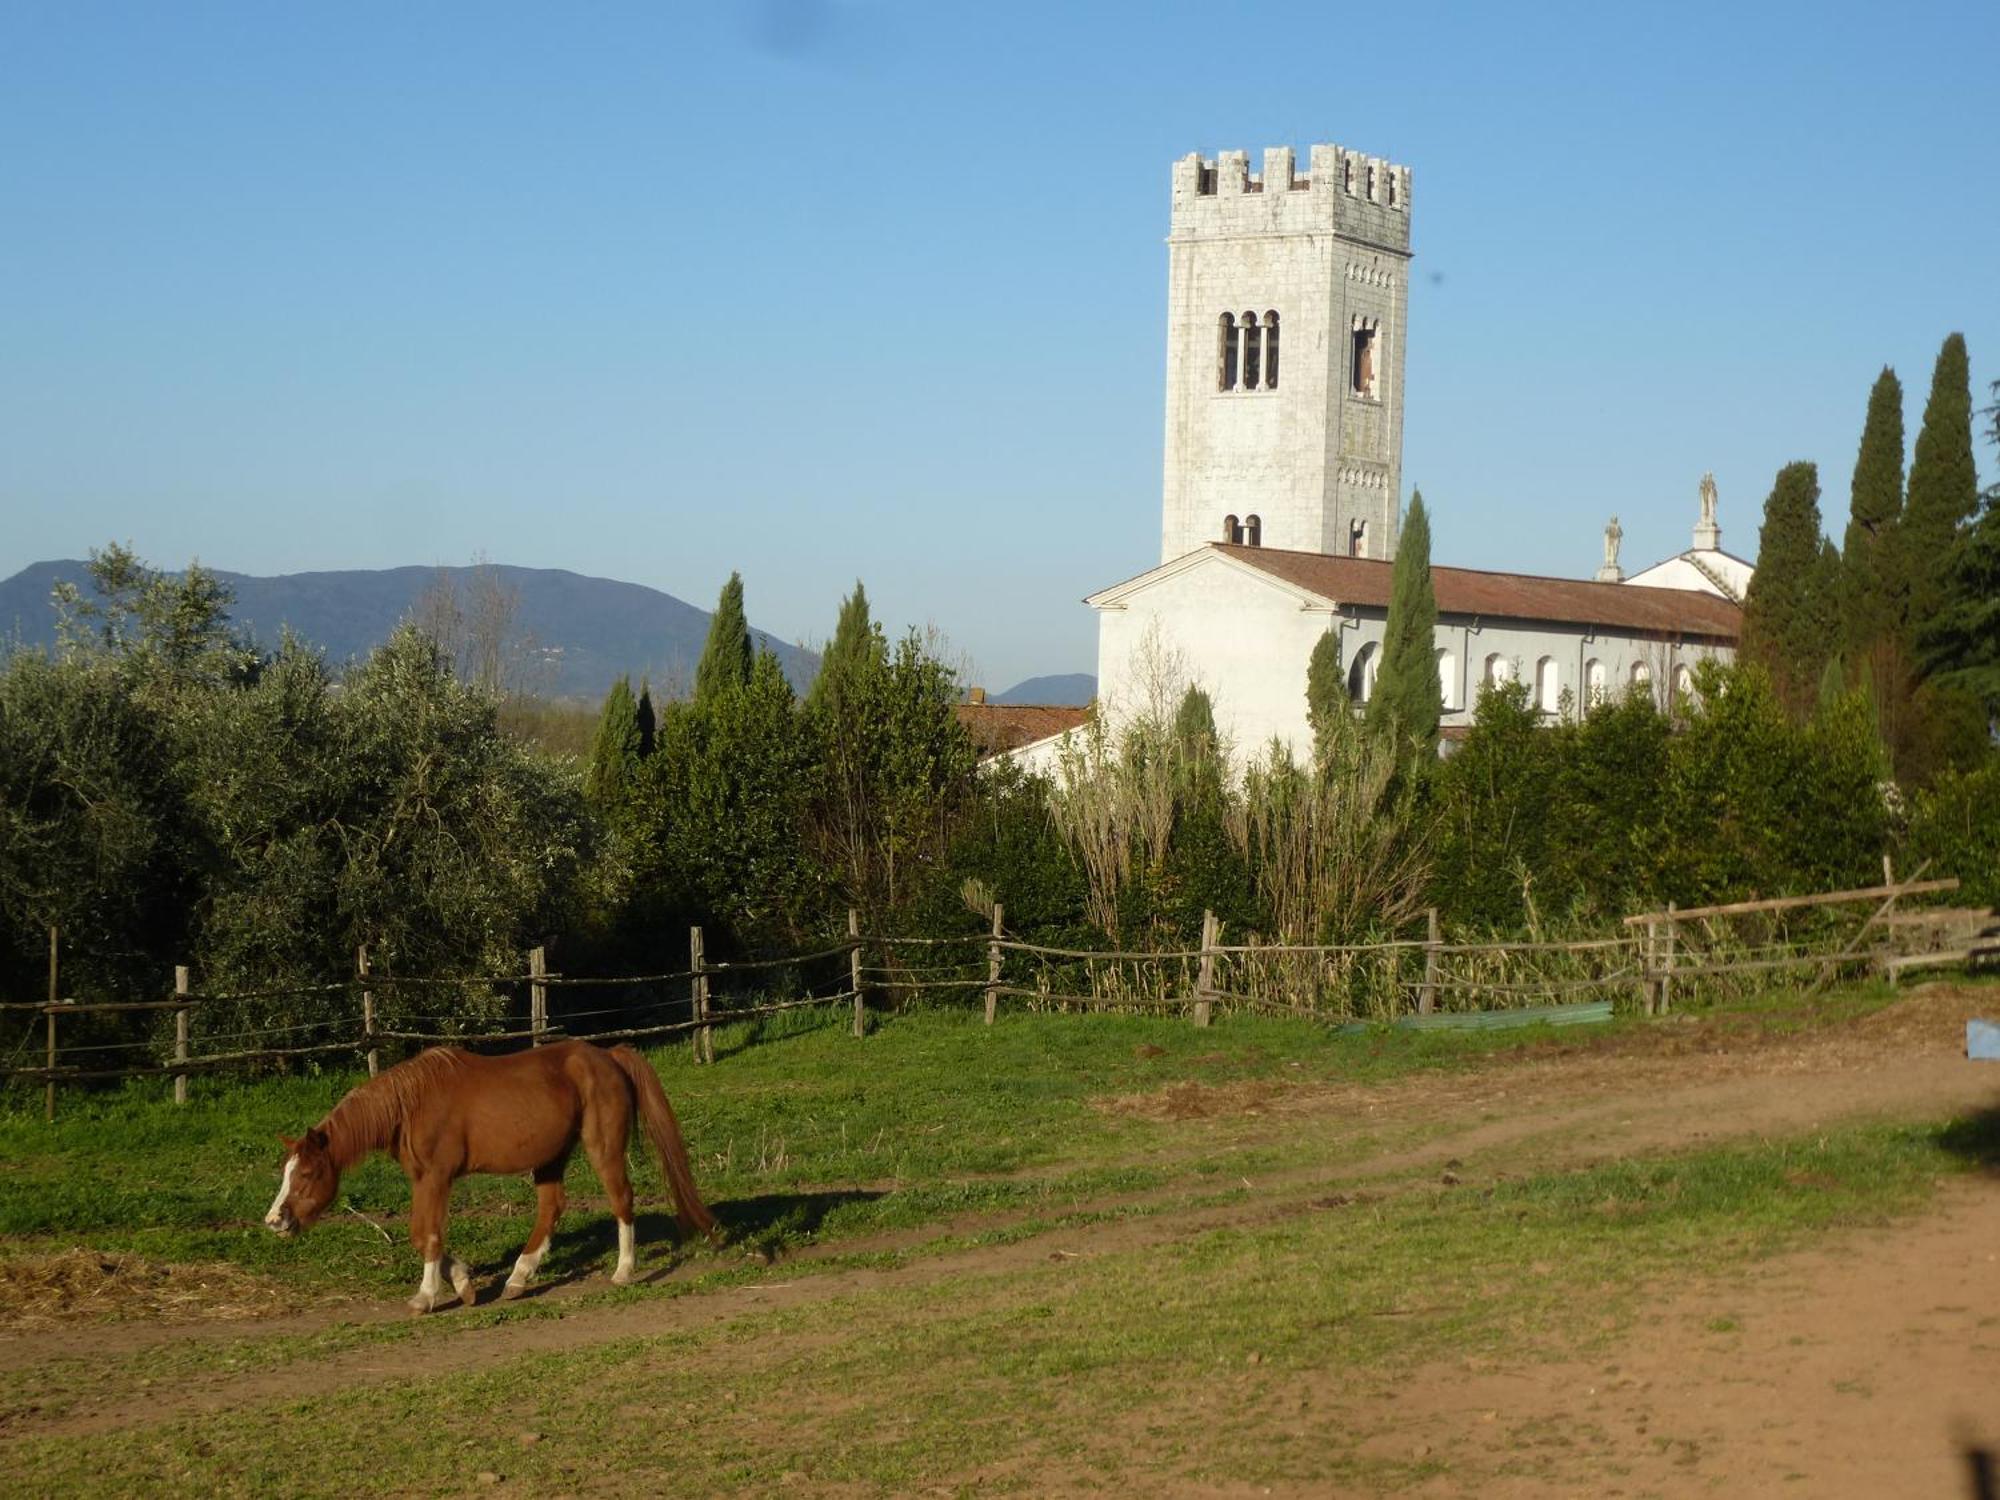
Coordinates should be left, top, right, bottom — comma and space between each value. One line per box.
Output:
1017, 143, 1749, 770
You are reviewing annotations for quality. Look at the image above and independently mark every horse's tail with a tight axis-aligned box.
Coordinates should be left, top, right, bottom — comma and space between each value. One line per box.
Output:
608, 1046, 723, 1244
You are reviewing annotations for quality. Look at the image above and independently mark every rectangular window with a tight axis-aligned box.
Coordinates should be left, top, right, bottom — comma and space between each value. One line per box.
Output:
1350, 326, 1378, 398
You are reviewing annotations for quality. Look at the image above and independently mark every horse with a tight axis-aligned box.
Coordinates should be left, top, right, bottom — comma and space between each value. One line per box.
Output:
264, 1040, 721, 1314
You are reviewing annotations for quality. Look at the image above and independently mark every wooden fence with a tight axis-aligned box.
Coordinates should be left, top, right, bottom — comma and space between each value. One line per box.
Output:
5, 873, 1987, 1117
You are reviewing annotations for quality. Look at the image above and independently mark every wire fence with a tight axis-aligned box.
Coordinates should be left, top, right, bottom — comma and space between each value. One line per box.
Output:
6, 874, 1989, 1117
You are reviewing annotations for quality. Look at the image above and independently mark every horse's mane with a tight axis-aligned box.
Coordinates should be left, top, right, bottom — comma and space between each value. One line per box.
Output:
317, 1048, 470, 1170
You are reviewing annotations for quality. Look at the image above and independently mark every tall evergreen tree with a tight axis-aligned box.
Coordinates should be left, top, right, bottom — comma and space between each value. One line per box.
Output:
1919, 381, 2000, 716
1841, 365, 1905, 656
1739, 462, 1831, 717
634, 680, 657, 758
693, 572, 754, 706
583, 676, 641, 808
1304, 626, 1347, 762
1365, 491, 1441, 755
809, 581, 876, 709
1903, 333, 1978, 641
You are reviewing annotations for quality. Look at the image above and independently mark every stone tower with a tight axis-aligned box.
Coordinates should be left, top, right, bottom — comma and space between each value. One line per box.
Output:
1159, 144, 1412, 564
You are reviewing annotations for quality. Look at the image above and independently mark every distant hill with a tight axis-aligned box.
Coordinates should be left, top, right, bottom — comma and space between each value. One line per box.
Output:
0, 560, 817, 701
993, 673, 1095, 706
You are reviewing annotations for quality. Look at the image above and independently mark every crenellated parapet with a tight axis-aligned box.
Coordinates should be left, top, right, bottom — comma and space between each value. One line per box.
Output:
1170, 144, 1411, 250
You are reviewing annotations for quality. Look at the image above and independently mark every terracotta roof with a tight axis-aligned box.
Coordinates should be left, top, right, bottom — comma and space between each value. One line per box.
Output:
956, 702, 1091, 756
1213, 544, 1741, 640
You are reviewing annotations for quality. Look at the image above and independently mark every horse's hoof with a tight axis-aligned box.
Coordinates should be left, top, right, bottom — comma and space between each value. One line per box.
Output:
450, 1273, 476, 1307
611, 1267, 636, 1287
406, 1294, 434, 1317
500, 1280, 529, 1301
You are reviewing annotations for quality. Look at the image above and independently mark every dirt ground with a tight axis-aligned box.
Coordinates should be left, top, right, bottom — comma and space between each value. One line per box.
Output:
7, 982, 2000, 1496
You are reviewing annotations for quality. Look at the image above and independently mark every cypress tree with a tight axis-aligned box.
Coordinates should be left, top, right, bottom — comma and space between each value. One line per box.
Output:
584, 676, 641, 808
1304, 626, 1347, 760
1919, 382, 2000, 715
810, 581, 878, 709
1904, 333, 1978, 641
634, 680, 657, 758
693, 572, 754, 706
1365, 491, 1441, 755
1841, 366, 1905, 657
1739, 462, 1830, 717
1173, 684, 1219, 763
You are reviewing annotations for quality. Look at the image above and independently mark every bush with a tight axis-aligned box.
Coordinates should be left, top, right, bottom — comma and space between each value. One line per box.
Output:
1904, 755, 2000, 908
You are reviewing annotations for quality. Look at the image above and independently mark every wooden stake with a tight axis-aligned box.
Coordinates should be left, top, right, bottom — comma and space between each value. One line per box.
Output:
690, 926, 710, 1064
45, 925, 57, 1123
529, 946, 548, 1045
1193, 909, 1216, 1028
1420, 907, 1440, 1016
984, 902, 1004, 1026
359, 944, 377, 1077
849, 910, 865, 1038
173, 966, 190, 1106
1643, 917, 1659, 1015
1661, 902, 1677, 1014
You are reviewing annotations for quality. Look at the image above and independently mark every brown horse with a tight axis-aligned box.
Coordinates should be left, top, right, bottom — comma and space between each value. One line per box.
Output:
265, 1041, 720, 1314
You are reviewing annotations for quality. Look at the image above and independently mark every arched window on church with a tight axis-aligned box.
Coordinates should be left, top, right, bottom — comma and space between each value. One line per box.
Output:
1348, 641, 1379, 703
1536, 656, 1560, 714
1436, 648, 1457, 711
1243, 513, 1262, 547
1630, 660, 1653, 704
1222, 514, 1241, 544
1262, 311, 1280, 389
1240, 310, 1262, 389
1484, 653, 1513, 690
1217, 314, 1239, 392
1584, 658, 1606, 708
1673, 664, 1694, 704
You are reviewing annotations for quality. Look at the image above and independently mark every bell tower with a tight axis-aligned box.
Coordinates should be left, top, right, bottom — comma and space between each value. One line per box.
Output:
1159, 144, 1413, 564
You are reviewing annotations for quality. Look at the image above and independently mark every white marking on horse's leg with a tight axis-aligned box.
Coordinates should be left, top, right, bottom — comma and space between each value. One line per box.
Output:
612, 1218, 637, 1285
263, 1156, 297, 1231
505, 1243, 546, 1293
446, 1254, 474, 1305
408, 1258, 443, 1315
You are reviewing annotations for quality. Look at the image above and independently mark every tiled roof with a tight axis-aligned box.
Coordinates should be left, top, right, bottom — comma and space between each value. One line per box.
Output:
1214, 544, 1742, 640
956, 702, 1091, 756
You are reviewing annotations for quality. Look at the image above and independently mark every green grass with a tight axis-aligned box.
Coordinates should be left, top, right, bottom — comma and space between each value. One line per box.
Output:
0, 1001, 1608, 1291
2, 1115, 1979, 1496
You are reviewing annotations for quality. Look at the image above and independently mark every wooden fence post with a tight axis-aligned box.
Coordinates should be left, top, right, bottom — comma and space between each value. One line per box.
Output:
690, 926, 711, 1064
529, 946, 548, 1045
173, 965, 190, 1106
1420, 908, 1440, 1016
45, 924, 58, 1122
849, 910, 865, 1038
1661, 903, 1677, 1014
1193, 909, 1216, 1028
1642, 917, 1659, 1015
984, 903, 1004, 1026
359, 944, 377, 1077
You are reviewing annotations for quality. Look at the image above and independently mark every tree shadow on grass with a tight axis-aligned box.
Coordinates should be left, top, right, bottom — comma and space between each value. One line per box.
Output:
1934, 1106, 2000, 1175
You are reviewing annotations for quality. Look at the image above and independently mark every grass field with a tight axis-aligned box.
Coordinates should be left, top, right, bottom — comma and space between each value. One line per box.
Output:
2, 980, 1990, 1495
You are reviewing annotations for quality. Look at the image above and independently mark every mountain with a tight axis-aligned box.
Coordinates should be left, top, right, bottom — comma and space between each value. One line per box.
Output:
0, 560, 818, 701
993, 672, 1095, 706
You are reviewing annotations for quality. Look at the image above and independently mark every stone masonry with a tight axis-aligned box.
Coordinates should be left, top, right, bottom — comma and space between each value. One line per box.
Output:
1159, 144, 1412, 565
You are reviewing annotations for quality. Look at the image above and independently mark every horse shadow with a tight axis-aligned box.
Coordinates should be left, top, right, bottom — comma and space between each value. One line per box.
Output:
1935, 1107, 2000, 1176
512, 1187, 884, 1296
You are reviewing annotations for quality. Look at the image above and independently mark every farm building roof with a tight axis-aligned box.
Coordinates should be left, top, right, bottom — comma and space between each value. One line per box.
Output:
956, 702, 1091, 757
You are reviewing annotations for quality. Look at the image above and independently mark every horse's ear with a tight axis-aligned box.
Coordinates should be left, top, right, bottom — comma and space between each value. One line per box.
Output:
278, 1134, 297, 1153
304, 1126, 328, 1150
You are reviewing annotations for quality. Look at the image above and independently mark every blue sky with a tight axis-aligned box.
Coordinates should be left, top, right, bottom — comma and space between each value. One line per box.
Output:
3, 1, 1995, 690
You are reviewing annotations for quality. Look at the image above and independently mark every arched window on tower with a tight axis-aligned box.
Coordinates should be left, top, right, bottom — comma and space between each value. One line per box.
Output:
1351, 317, 1380, 399
1262, 311, 1280, 389
1243, 513, 1261, 547
1349, 519, 1369, 558
1217, 314, 1239, 392
1222, 514, 1241, 544
1240, 310, 1261, 390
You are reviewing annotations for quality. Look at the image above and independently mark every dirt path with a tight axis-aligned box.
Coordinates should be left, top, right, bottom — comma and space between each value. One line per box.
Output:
5, 981, 1999, 1491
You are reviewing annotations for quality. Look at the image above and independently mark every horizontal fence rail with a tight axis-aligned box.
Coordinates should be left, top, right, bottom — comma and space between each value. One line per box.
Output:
7, 872, 1990, 1116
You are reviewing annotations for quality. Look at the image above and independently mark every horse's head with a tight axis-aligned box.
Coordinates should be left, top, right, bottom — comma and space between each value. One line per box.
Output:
265, 1127, 337, 1236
